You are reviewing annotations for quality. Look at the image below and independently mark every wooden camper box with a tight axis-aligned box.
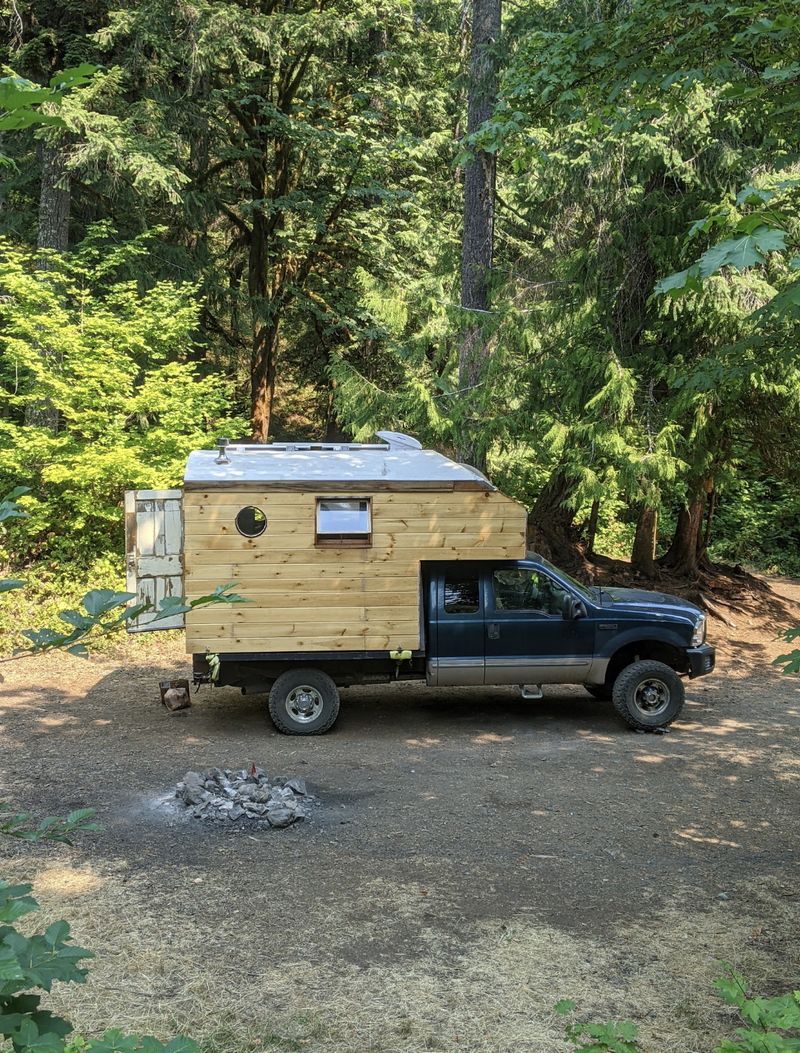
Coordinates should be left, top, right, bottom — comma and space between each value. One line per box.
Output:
157, 435, 527, 654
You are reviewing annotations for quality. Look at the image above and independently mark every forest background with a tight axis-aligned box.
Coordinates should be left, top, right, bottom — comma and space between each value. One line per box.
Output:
1, 0, 799, 632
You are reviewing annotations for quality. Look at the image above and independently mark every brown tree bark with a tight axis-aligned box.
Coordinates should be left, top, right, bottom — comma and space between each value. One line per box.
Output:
26, 137, 71, 431
659, 479, 711, 577
247, 149, 277, 443
456, 0, 501, 472
585, 498, 600, 557
631, 505, 658, 578
37, 139, 71, 257
251, 318, 280, 444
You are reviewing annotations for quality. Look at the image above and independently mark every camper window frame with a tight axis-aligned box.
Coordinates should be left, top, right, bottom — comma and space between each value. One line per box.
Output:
315, 496, 372, 547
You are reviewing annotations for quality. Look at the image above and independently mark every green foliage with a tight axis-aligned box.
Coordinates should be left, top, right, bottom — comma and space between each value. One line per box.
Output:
558, 969, 800, 1053
1, 577, 246, 660
332, 0, 800, 573
0, 0, 799, 578
774, 628, 800, 676
714, 966, 800, 1053
0, 66, 95, 134
1, 484, 247, 657
0, 806, 98, 844
0, 232, 246, 572
0, 880, 199, 1053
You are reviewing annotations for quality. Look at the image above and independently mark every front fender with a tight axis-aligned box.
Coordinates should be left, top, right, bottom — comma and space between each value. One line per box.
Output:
584, 625, 691, 686
596, 625, 691, 659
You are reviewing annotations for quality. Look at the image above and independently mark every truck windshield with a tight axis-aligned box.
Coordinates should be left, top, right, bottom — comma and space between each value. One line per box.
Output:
536, 557, 595, 601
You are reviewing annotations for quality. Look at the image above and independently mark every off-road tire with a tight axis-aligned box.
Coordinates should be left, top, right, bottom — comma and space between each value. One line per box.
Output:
268, 668, 340, 735
612, 659, 684, 731
584, 683, 612, 701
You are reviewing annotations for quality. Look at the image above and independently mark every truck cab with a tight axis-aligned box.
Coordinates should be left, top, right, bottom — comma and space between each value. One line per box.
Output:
426, 555, 714, 729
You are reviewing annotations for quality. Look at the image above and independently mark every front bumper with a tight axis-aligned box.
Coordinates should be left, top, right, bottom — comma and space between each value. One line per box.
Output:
687, 643, 715, 678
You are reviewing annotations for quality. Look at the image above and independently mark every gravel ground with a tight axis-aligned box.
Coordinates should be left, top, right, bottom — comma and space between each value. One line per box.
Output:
1, 578, 799, 1052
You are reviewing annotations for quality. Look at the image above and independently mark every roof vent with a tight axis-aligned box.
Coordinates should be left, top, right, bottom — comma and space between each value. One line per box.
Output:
214, 437, 231, 464
375, 430, 423, 450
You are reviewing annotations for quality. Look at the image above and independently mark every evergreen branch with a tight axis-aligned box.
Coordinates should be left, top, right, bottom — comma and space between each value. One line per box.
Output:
219, 203, 252, 241
202, 307, 249, 350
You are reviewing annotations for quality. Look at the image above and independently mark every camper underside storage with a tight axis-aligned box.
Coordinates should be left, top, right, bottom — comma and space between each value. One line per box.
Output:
192, 651, 428, 690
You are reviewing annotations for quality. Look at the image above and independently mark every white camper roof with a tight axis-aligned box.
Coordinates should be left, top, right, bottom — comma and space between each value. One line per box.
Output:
183, 433, 494, 491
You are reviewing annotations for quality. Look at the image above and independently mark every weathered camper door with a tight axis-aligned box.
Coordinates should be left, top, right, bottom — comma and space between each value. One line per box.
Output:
124, 489, 184, 631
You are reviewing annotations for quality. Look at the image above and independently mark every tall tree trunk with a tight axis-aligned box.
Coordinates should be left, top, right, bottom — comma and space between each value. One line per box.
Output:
660, 479, 711, 577
631, 505, 658, 578
251, 317, 280, 443
527, 470, 582, 568
585, 498, 600, 557
248, 158, 276, 443
37, 139, 71, 258
455, 0, 501, 472
27, 137, 71, 431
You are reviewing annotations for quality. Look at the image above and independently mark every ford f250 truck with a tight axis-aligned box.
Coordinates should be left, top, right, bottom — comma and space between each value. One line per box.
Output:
194, 554, 715, 735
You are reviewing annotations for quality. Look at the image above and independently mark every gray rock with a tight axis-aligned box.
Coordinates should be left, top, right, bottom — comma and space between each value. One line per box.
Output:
266, 804, 294, 827
229, 805, 245, 820
285, 777, 307, 796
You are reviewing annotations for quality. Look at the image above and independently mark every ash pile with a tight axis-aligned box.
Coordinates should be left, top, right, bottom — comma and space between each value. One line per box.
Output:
176, 766, 317, 828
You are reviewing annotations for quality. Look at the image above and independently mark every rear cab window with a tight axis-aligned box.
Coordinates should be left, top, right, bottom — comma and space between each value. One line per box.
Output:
443, 572, 480, 614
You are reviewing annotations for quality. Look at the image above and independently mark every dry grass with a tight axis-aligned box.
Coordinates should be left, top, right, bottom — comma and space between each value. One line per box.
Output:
5, 849, 798, 1053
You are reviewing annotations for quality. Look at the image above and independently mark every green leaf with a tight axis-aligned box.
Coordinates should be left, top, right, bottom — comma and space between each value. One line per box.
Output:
81, 590, 136, 617
736, 186, 774, 207
773, 650, 800, 674
148, 597, 192, 621
43, 921, 70, 947
698, 227, 787, 278
654, 265, 701, 297
188, 584, 249, 607
715, 966, 749, 1008
554, 999, 576, 1015
0, 579, 26, 593
48, 64, 98, 91
58, 610, 95, 630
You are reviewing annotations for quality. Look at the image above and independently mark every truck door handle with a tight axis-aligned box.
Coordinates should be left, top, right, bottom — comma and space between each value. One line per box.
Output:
487, 623, 500, 640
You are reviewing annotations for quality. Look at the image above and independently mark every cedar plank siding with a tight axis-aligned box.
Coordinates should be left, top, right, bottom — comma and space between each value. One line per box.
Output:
184, 489, 527, 654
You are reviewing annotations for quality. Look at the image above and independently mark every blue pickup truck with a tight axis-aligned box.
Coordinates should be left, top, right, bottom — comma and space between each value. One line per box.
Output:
197, 554, 715, 736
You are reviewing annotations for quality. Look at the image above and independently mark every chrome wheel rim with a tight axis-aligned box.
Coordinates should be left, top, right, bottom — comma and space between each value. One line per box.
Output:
286, 685, 324, 724
633, 677, 671, 716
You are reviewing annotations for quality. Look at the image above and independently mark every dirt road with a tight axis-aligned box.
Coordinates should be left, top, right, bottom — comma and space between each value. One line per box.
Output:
2, 580, 799, 1052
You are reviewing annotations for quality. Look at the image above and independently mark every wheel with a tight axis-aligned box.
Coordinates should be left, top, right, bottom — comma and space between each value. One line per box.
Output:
268, 668, 340, 735
611, 659, 685, 731
584, 683, 612, 701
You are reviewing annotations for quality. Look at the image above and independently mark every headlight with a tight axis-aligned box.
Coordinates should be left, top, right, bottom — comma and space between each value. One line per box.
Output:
691, 615, 706, 647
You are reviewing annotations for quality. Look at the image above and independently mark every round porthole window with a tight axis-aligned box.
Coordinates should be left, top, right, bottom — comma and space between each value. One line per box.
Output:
235, 506, 267, 538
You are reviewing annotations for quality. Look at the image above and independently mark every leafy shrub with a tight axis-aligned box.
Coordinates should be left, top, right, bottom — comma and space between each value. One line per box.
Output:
0, 230, 246, 573
556, 966, 800, 1053
0, 879, 198, 1053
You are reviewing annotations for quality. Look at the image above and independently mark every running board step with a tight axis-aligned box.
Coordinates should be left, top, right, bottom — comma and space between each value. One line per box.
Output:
519, 684, 543, 700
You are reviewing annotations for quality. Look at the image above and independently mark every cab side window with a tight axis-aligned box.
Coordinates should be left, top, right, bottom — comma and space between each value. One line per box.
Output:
492, 569, 566, 616
443, 573, 480, 614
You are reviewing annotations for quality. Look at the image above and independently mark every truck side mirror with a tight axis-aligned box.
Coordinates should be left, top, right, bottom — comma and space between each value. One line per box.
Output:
563, 595, 587, 620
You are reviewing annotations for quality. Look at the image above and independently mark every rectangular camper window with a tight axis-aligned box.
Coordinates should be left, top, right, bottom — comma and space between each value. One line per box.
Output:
315, 497, 372, 546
